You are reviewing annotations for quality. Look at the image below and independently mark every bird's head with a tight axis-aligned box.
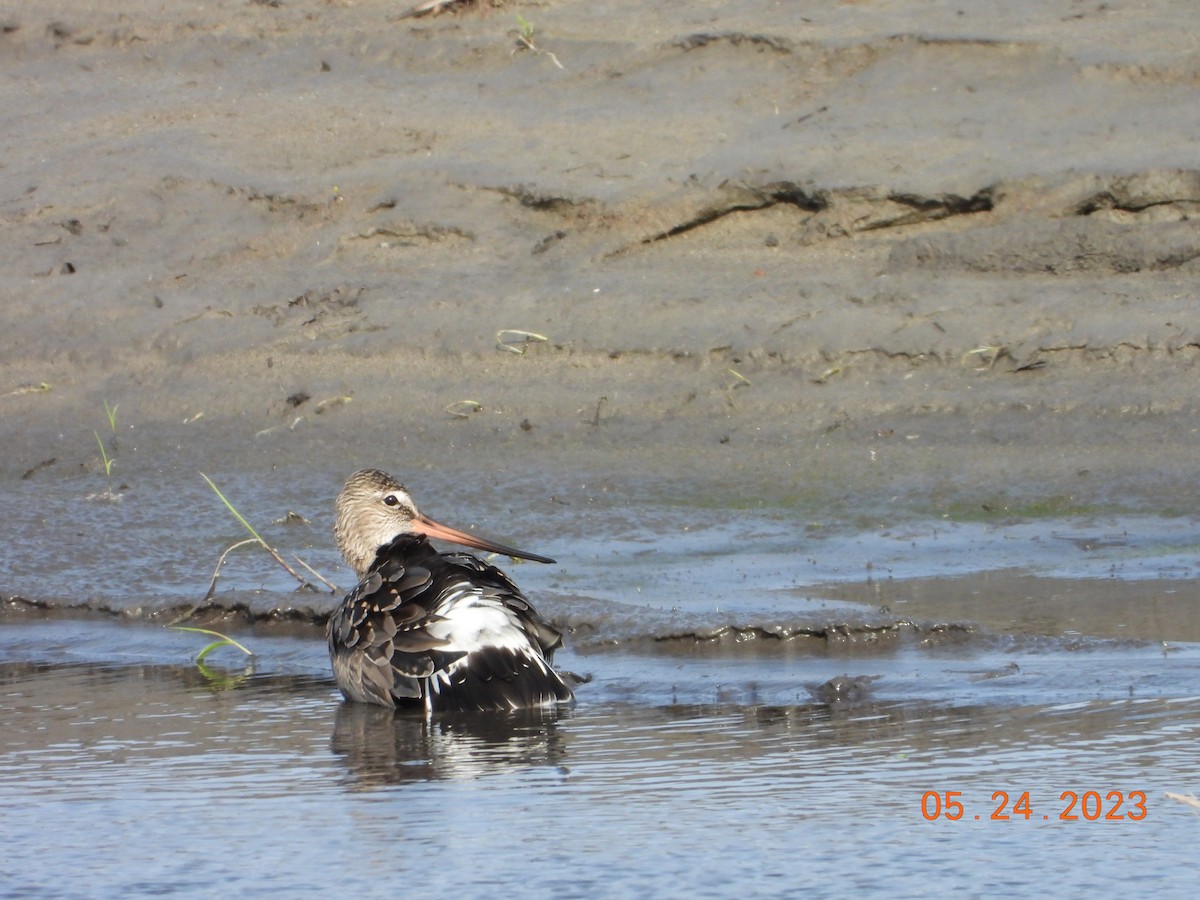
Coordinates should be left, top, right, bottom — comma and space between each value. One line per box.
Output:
334, 468, 555, 577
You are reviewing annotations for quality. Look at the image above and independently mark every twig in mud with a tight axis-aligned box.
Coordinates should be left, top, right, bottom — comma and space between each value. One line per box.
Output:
199, 472, 331, 592
512, 15, 564, 69
961, 345, 1011, 370
166, 535, 258, 626
782, 105, 829, 129
254, 417, 307, 438
198, 537, 259, 606
496, 329, 549, 354
21, 458, 56, 480
590, 396, 607, 426
445, 399, 484, 419
314, 395, 352, 414
1010, 355, 1047, 373
725, 368, 751, 389
293, 554, 339, 593
400, 0, 472, 18
4, 381, 52, 397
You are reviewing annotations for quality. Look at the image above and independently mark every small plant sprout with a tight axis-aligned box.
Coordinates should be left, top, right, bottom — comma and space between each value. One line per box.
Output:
94, 431, 114, 477
517, 12, 535, 43
88, 400, 122, 501
513, 14, 564, 69
170, 625, 256, 686
170, 626, 255, 661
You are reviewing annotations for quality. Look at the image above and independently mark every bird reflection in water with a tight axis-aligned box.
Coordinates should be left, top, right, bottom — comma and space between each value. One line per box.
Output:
330, 701, 572, 786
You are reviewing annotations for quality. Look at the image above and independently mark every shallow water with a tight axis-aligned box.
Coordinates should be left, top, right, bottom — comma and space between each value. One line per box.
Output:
2, 622, 1200, 897
3, 470, 1200, 894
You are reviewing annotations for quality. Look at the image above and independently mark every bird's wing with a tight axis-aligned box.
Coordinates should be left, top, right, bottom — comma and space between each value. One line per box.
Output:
439, 551, 566, 658
420, 553, 573, 711
327, 551, 465, 706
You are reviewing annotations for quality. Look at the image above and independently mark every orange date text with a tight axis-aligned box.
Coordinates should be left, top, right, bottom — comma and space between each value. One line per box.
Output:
921, 790, 1147, 822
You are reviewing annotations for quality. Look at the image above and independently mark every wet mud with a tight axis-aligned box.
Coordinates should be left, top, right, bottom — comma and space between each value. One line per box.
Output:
2, 0, 1200, 514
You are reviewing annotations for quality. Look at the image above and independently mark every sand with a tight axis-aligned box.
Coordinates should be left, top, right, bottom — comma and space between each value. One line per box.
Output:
3, 0, 1200, 514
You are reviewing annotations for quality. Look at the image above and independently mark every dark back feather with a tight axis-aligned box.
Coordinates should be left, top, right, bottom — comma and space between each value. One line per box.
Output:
327, 534, 572, 711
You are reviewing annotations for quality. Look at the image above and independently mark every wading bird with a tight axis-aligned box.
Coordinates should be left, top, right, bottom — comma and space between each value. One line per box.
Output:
328, 469, 574, 713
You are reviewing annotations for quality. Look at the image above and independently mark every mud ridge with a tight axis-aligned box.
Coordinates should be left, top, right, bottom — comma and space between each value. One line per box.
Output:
647, 620, 974, 646
605, 169, 1200, 263
632, 181, 826, 249
1068, 169, 1200, 215
889, 217, 1200, 275
482, 184, 600, 217
3, 593, 979, 654
668, 32, 795, 55
1, 594, 332, 632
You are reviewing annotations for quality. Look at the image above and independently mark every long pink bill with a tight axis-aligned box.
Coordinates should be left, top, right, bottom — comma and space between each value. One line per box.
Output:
412, 514, 556, 565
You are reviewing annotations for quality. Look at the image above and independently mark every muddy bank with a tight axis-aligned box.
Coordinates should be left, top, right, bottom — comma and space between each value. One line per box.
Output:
2, 0, 1200, 515
4, 483, 1198, 653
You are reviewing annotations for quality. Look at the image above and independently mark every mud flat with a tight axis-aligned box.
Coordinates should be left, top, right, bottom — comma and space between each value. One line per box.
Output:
1, 0, 1199, 514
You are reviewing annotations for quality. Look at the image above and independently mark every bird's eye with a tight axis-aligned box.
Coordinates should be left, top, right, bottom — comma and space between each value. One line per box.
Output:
383, 494, 400, 507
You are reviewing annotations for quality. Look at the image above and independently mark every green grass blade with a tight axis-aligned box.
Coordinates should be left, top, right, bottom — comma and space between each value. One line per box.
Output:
200, 472, 266, 545
195, 639, 230, 662
94, 431, 113, 476
170, 625, 255, 658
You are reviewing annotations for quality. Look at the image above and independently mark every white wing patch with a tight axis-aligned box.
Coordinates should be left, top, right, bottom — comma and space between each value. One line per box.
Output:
426, 582, 533, 654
